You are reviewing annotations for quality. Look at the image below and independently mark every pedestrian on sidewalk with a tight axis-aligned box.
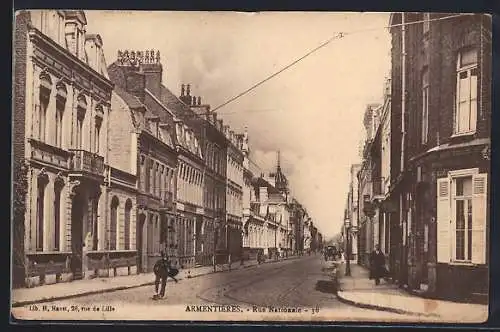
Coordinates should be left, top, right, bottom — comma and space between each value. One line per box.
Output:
369, 244, 386, 286
152, 251, 178, 300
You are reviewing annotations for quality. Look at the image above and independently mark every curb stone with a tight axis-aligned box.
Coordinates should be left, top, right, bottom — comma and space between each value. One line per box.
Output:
11, 255, 302, 307
334, 290, 441, 318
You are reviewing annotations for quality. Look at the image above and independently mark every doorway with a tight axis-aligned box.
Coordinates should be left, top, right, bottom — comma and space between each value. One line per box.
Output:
136, 213, 146, 273
71, 193, 84, 280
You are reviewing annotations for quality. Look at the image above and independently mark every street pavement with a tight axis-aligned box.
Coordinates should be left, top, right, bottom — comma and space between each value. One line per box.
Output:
336, 262, 488, 323
12, 255, 421, 322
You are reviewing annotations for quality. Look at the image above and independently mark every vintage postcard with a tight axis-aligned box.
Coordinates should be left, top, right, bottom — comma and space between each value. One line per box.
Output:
11, 10, 491, 323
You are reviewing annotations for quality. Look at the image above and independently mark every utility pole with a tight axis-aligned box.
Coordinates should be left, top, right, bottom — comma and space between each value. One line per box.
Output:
345, 218, 351, 276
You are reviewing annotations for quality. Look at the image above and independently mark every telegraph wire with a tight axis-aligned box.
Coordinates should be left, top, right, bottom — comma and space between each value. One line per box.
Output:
212, 13, 475, 114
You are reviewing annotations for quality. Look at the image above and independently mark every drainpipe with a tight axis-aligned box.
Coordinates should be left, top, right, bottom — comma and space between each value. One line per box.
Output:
105, 105, 111, 277
400, 13, 406, 174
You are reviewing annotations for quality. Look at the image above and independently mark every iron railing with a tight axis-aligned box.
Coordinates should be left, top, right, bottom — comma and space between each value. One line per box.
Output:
69, 149, 104, 176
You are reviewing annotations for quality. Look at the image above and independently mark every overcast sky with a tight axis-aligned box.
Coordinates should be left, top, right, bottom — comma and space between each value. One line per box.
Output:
85, 11, 391, 240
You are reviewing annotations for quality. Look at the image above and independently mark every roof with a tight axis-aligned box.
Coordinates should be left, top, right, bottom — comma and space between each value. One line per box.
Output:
252, 177, 280, 194
160, 85, 193, 115
114, 86, 145, 109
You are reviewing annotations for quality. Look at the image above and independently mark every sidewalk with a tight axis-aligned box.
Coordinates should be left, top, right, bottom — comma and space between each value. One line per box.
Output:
335, 263, 488, 323
11, 255, 300, 307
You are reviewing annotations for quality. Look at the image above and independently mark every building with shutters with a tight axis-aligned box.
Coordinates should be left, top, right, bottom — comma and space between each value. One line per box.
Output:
173, 119, 204, 268
107, 50, 178, 272
224, 127, 245, 262
387, 13, 491, 301
357, 103, 382, 268
178, 87, 229, 265
12, 10, 116, 287
344, 164, 361, 262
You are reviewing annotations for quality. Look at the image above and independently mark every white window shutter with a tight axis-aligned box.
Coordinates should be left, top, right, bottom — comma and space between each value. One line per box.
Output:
436, 177, 451, 263
471, 173, 488, 265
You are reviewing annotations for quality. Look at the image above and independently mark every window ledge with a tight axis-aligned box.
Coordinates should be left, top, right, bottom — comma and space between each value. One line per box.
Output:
26, 251, 72, 255
449, 261, 475, 267
451, 132, 476, 139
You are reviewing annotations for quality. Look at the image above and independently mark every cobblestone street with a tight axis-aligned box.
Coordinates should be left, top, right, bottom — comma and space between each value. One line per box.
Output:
12, 256, 419, 321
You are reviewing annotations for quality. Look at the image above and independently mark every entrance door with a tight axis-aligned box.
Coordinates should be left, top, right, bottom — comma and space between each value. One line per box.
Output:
195, 218, 203, 265
136, 214, 146, 273
71, 194, 84, 280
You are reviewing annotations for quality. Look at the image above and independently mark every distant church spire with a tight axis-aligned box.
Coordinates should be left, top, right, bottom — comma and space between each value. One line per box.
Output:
277, 150, 281, 169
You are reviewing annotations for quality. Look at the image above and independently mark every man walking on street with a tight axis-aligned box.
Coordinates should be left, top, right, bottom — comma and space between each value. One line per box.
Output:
152, 251, 178, 300
369, 244, 386, 285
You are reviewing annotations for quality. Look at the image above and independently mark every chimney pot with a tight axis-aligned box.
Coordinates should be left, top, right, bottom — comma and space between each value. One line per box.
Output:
186, 84, 191, 96
192, 96, 197, 105
197, 96, 201, 105
181, 84, 185, 97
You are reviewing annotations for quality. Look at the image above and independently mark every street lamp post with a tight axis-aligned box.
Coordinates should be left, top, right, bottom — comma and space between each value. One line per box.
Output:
344, 217, 351, 276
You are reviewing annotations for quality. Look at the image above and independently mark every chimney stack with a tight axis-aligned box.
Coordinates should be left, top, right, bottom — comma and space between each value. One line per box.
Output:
197, 96, 201, 106
181, 84, 185, 97
186, 84, 191, 97
192, 96, 197, 106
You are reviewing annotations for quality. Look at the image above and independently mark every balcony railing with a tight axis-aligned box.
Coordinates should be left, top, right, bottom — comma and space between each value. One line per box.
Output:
69, 149, 105, 176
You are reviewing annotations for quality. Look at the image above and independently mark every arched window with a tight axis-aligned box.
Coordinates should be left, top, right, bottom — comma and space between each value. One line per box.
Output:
55, 81, 67, 148
110, 196, 119, 250
53, 178, 64, 251
39, 71, 52, 142
36, 172, 49, 251
76, 94, 87, 149
140, 155, 146, 192
124, 199, 132, 250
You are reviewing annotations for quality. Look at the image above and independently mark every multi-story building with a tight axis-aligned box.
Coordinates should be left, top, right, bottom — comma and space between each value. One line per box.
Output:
174, 119, 204, 268
388, 13, 491, 301
224, 127, 244, 262
107, 50, 178, 272
357, 103, 381, 268
303, 218, 312, 253
13, 10, 118, 287
345, 164, 361, 262
179, 87, 228, 264
366, 79, 393, 272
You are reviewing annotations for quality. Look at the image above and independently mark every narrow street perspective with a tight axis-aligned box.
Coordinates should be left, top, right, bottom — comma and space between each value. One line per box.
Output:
11, 10, 491, 324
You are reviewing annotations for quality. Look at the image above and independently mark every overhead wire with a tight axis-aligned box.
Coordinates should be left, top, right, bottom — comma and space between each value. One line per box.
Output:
212, 13, 476, 114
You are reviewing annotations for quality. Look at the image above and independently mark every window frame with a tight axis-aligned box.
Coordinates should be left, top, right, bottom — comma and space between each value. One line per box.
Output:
448, 168, 480, 265
454, 49, 479, 136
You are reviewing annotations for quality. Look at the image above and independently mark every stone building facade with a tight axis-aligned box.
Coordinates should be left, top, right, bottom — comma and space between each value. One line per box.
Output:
107, 51, 178, 272
13, 10, 118, 287
224, 128, 244, 262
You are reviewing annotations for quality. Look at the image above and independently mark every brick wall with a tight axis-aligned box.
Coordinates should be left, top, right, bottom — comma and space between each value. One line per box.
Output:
403, 13, 491, 156
12, 10, 30, 287
109, 92, 135, 173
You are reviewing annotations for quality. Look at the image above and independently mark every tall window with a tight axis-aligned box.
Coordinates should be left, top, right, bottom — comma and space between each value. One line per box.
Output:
455, 49, 478, 135
39, 92, 49, 142
110, 196, 119, 250
55, 100, 64, 148
437, 171, 488, 265
53, 181, 63, 251
94, 118, 102, 154
76, 95, 87, 149
124, 199, 132, 250
139, 156, 145, 191
453, 176, 473, 261
421, 68, 429, 144
36, 175, 48, 251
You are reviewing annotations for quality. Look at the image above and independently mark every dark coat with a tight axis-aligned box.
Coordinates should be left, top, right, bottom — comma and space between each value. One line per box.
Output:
369, 250, 386, 279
